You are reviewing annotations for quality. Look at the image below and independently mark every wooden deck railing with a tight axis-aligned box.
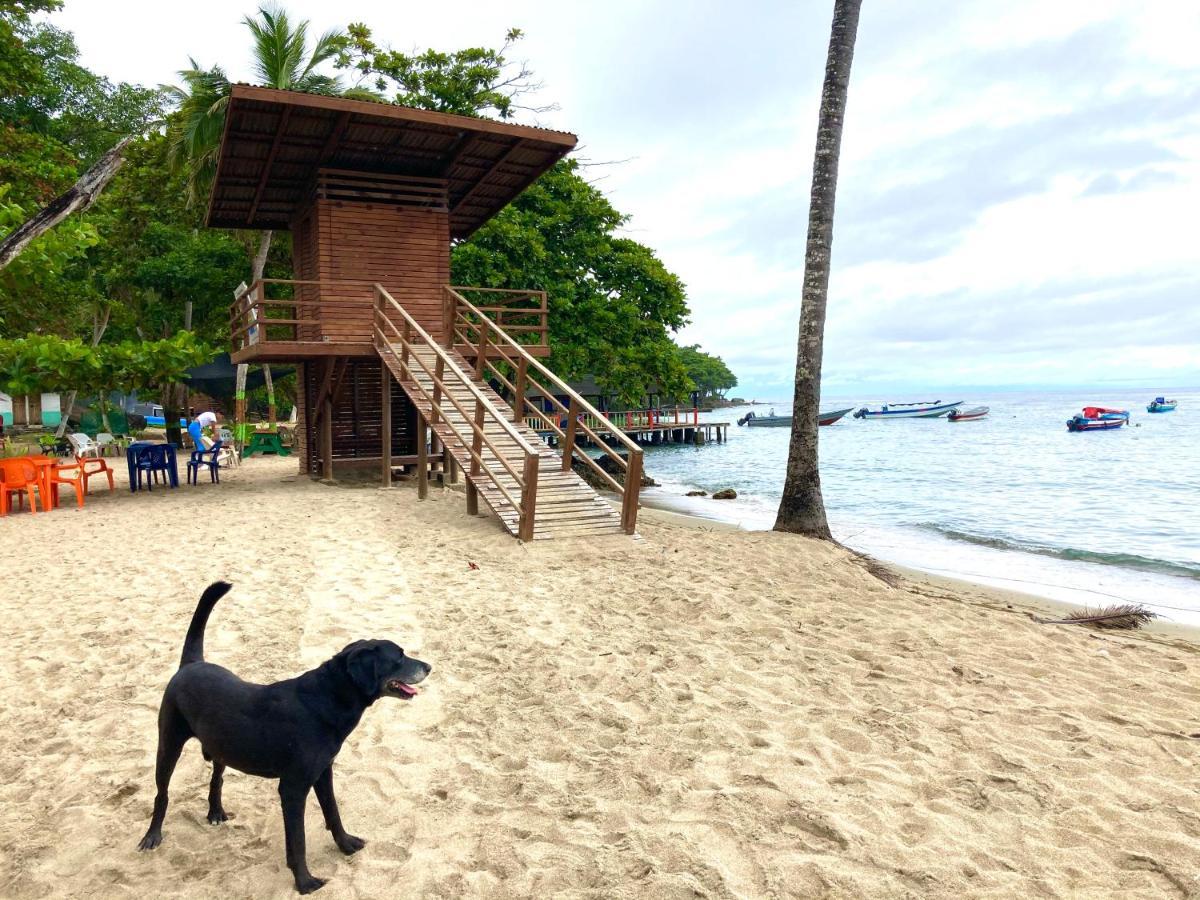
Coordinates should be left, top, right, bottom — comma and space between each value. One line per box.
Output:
445, 286, 548, 354
373, 285, 542, 541
526, 407, 700, 433
446, 287, 643, 534
229, 278, 377, 353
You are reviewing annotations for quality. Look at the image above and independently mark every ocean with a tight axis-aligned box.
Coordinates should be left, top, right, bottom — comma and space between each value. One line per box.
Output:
636, 388, 1200, 626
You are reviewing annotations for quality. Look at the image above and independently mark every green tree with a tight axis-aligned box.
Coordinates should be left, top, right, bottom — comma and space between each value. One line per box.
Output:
677, 344, 737, 404
452, 160, 691, 405
335, 25, 548, 118
776, 0, 862, 540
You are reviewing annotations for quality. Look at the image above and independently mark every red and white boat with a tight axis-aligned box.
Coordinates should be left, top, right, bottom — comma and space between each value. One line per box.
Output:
948, 406, 989, 421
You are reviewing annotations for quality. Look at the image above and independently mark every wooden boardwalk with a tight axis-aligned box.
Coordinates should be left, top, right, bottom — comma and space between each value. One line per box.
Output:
379, 343, 629, 540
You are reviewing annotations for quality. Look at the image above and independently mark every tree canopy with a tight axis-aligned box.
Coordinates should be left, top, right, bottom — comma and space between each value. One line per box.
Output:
677, 344, 738, 403
0, 5, 736, 411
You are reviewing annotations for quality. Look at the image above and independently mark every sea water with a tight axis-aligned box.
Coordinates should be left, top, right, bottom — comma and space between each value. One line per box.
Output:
637, 388, 1200, 626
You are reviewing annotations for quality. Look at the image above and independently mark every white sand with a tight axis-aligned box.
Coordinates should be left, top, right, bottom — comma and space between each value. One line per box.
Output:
1, 455, 1198, 898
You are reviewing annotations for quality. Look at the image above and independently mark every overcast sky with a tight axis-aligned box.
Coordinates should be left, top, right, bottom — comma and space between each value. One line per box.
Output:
52, 0, 1200, 399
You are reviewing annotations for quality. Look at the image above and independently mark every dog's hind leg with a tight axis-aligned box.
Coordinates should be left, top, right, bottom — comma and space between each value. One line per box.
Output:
137, 707, 190, 851
279, 778, 324, 894
314, 766, 365, 855
206, 761, 230, 825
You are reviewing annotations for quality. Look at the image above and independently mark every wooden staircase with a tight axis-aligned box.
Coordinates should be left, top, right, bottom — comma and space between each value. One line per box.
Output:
373, 286, 642, 541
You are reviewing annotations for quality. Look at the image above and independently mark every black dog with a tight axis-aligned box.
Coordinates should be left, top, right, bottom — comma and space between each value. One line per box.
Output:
137, 581, 431, 894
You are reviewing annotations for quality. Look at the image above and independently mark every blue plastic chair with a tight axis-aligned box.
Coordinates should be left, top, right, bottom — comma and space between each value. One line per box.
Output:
133, 444, 173, 491
188, 440, 223, 485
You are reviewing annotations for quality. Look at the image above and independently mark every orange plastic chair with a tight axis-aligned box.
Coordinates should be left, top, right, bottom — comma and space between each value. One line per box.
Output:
0, 458, 41, 515
74, 452, 115, 495
50, 459, 88, 509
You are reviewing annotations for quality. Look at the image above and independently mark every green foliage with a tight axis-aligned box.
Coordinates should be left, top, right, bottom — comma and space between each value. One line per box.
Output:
453, 160, 692, 405
0, 1, 63, 111
677, 344, 738, 402
0, 332, 213, 398
1, 24, 165, 163
0, 185, 99, 334
336, 25, 540, 118
166, 4, 380, 206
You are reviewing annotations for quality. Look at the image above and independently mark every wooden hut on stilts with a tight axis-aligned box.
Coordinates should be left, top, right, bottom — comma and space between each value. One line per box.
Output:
207, 86, 642, 539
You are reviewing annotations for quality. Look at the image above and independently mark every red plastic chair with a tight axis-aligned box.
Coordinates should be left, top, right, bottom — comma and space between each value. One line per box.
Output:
73, 452, 115, 495
50, 459, 88, 509
0, 458, 41, 515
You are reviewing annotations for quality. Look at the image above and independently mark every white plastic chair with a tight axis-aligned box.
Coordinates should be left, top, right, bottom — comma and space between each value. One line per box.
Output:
216, 427, 239, 468
96, 432, 125, 457
67, 433, 102, 459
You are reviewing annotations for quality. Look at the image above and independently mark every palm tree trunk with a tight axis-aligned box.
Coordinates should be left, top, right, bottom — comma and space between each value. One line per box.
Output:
235, 229, 273, 449
774, 0, 862, 539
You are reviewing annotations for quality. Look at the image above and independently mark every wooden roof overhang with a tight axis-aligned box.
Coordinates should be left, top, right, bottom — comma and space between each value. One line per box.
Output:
206, 85, 577, 237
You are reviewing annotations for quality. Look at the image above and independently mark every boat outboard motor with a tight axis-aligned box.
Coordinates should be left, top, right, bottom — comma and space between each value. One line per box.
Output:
853, 408, 868, 419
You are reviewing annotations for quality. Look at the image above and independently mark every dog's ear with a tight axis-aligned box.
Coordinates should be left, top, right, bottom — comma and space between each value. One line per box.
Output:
344, 643, 382, 696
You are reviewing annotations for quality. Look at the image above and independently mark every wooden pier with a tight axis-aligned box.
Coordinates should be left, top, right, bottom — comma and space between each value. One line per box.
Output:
533, 407, 729, 447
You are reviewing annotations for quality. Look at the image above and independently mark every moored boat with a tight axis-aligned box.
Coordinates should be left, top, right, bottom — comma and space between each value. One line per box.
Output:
819, 407, 854, 426
948, 406, 989, 421
737, 406, 854, 427
1066, 407, 1129, 432
739, 409, 789, 427
1147, 397, 1177, 413
853, 400, 963, 419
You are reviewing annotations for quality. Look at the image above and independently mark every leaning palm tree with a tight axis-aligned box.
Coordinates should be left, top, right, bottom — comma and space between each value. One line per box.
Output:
774, 0, 863, 540
165, 4, 380, 440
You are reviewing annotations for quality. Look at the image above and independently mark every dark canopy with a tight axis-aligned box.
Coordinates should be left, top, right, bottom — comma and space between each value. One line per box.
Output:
206, 85, 577, 237
185, 352, 292, 397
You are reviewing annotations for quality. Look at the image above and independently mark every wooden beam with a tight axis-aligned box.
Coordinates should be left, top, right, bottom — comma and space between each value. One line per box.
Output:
450, 140, 525, 214
380, 362, 392, 486
247, 107, 292, 224
438, 131, 481, 178
317, 111, 351, 167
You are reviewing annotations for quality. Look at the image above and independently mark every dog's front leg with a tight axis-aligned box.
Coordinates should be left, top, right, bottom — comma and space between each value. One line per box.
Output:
279, 779, 324, 894
314, 766, 365, 855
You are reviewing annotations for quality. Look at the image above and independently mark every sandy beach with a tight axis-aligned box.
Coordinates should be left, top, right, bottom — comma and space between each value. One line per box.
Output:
1, 455, 1198, 899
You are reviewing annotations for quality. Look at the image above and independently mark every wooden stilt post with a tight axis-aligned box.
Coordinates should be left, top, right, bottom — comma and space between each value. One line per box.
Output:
380, 363, 392, 485
562, 397, 580, 471
321, 391, 333, 480
513, 357, 527, 423
622, 451, 643, 534
417, 417, 428, 499
467, 398, 484, 515
518, 452, 539, 541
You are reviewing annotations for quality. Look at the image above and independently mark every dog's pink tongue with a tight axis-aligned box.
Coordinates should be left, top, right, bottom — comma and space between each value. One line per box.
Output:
396, 682, 418, 696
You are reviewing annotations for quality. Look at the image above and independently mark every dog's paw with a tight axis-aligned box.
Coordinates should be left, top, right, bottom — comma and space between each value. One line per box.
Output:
137, 830, 162, 851
295, 874, 327, 894
335, 833, 366, 855
207, 808, 230, 825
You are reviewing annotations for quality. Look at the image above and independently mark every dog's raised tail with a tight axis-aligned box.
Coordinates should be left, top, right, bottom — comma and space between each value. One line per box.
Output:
180, 581, 232, 668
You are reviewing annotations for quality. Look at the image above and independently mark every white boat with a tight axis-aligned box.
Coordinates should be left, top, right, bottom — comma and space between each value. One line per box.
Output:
853, 400, 963, 420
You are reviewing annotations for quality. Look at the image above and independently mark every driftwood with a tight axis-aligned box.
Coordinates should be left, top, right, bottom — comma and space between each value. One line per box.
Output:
0, 137, 133, 271
1036, 604, 1158, 630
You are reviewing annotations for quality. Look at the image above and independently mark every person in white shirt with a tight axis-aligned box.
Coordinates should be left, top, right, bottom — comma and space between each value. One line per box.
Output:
189, 410, 223, 449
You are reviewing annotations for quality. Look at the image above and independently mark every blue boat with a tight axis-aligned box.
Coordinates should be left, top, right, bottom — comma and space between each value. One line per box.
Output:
1067, 407, 1129, 432
1147, 397, 1177, 413
853, 400, 963, 419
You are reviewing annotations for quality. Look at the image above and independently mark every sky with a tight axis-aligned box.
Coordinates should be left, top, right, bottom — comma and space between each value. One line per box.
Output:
51, 0, 1200, 400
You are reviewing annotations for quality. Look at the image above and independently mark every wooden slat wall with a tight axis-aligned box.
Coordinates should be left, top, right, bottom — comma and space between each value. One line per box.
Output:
315, 199, 450, 342
300, 357, 416, 475
292, 210, 321, 341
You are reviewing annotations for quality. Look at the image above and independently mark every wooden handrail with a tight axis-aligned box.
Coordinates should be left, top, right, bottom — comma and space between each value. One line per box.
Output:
446, 286, 642, 534
374, 315, 533, 491
374, 285, 542, 538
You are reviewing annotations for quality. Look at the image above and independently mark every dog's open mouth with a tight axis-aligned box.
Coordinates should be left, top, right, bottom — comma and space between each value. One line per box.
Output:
387, 679, 418, 699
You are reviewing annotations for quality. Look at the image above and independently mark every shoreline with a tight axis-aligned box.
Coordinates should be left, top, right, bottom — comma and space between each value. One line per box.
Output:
635, 494, 1200, 641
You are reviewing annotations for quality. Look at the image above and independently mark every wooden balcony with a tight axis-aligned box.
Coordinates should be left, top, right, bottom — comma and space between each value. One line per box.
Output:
229, 279, 550, 364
